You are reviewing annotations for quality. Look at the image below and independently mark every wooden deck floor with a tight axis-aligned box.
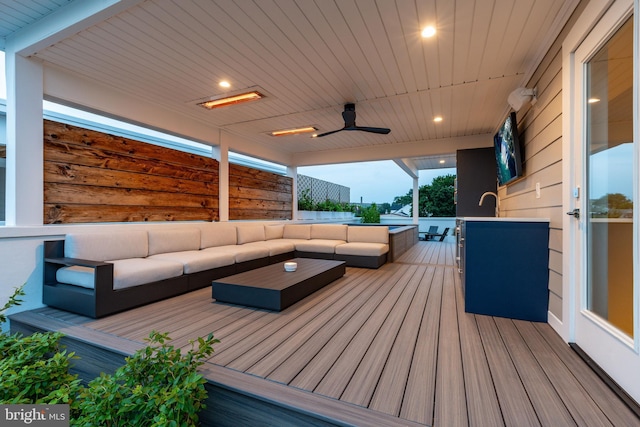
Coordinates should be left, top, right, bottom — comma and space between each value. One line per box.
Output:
12, 241, 640, 426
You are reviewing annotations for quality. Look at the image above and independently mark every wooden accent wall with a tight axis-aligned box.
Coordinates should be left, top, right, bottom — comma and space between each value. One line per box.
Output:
229, 163, 292, 220
43, 120, 293, 224
44, 120, 219, 223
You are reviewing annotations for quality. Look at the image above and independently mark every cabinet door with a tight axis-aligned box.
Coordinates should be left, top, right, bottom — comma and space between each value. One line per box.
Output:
463, 221, 549, 322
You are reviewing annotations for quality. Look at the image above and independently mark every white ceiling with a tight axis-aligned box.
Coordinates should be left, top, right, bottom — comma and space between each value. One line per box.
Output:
0, 0, 578, 170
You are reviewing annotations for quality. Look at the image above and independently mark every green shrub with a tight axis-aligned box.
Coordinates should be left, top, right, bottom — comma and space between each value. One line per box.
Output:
1, 285, 219, 426
297, 189, 314, 210
74, 331, 219, 427
0, 285, 81, 405
360, 203, 381, 223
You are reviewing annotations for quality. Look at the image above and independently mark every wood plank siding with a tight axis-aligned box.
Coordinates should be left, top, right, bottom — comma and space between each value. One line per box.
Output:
11, 241, 640, 427
42, 120, 293, 223
229, 163, 292, 220
500, 1, 589, 322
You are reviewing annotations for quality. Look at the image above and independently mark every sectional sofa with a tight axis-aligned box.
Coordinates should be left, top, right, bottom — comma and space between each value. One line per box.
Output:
43, 222, 389, 318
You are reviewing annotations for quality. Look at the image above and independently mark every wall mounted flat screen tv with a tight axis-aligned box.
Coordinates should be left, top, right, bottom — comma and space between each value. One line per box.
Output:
493, 112, 523, 186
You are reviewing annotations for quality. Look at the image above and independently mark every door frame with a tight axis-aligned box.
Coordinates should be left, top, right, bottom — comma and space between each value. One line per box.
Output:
562, 0, 640, 402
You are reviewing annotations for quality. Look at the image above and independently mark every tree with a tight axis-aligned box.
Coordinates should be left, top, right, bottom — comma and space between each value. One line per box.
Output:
377, 202, 391, 214
394, 174, 456, 217
422, 174, 456, 217
591, 192, 633, 218
393, 193, 412, 207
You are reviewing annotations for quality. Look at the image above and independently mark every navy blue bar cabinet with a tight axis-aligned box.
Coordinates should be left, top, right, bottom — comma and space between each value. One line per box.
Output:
458, 218, 550, 322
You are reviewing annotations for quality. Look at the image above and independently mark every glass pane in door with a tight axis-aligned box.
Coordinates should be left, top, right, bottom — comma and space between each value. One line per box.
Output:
585, 17, 634, 337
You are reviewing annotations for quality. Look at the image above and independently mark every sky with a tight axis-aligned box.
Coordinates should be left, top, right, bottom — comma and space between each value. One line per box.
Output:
299, 162, 456, 205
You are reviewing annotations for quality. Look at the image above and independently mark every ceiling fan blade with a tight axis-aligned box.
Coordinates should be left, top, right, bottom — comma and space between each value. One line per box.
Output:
315, 128, 344, 138
350, 126, 391, 134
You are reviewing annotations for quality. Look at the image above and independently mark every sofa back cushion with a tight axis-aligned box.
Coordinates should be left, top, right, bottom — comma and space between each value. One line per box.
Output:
347, 226, 389, 244
65, 230, 148, 261
237, 224, 266, 244
200, 223, 237, 248
283, 224, 311, 240
264, 224, 285, 240
147, 228, 200, 256
311, 224, 347, 241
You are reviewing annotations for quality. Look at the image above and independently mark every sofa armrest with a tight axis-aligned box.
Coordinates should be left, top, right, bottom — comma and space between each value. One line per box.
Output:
45, 256, 111, 268
44, 256, 114, 294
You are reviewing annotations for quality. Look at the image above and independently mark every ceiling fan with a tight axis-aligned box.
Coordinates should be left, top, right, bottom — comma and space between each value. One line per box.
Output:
315, 103, 391, 138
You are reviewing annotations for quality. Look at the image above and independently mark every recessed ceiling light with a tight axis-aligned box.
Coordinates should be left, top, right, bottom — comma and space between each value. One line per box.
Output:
439, 159, 446, 164
433, 116, 443, 122
197, 90, 264, 109
270, 126, 318, 137
422, 26, 436, 38
588, 97, 600, 104
219, 80, 231, 88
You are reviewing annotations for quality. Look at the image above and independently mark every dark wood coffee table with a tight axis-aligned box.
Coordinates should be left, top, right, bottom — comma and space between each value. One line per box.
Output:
211, 258, 346, 311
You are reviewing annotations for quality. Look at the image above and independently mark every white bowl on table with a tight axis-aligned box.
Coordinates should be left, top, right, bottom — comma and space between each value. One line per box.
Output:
284, 262, 297, 272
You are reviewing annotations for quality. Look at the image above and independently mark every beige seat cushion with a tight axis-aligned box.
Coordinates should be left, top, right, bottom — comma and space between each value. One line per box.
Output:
311, 224, 347, 241
335, 242, 389, 257
56, 258, 184, 290
108, 258, 184, 289
56, 265, 96, 289
264, 224, 285, 240
254, 240, 296, 256
347, 226, 389, 244
237, 224, 267, 244
65, 230, 148, 260
148, 250, 236, 274
295, 239, 346, 254
199, 223, 237, 248
147, 228, 200, 256
283, 224, 311, 240
204, 244, 269, 263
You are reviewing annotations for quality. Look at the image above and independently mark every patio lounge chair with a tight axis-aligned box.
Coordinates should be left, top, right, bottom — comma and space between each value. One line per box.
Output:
422, 226, 439, 240
432, 227, 450, 242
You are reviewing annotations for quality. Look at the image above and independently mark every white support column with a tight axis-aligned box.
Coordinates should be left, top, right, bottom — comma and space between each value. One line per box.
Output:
288, 166, 298, 221
213, 131, 229, 222
412, 177, 419, 225
5, 52, 43, 226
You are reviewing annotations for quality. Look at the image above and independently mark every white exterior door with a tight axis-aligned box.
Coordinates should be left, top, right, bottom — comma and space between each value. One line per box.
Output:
567, 0, 640, 402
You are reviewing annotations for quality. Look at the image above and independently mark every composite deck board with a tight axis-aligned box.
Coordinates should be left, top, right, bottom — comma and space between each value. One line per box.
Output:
225, 269, 371, 372
493, 317, 575, 426
211, 269, 368, 367
514, 321, 616, 426
266, 267, 399, 385
476, 315, 541, 426
435, 266, 468, 427
246, 268, 380, 378
399, 266, 442, 425
340, 265, 424, 406
10, 241, 640, 427
313, 265, 419, 399
368, 265, 434, 416
453, 269, 505, 427
531, 321, 640, 427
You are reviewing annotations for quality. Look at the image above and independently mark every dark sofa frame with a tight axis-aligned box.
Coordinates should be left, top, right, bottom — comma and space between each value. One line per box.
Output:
43, 237, 387, 318
43, 240, 293, 318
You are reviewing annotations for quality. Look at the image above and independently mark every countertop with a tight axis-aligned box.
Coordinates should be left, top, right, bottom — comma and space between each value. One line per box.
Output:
458, 217, 550, 222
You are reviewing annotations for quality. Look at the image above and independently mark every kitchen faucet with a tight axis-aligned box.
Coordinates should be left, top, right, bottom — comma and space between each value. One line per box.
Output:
479, 191, 499, 217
